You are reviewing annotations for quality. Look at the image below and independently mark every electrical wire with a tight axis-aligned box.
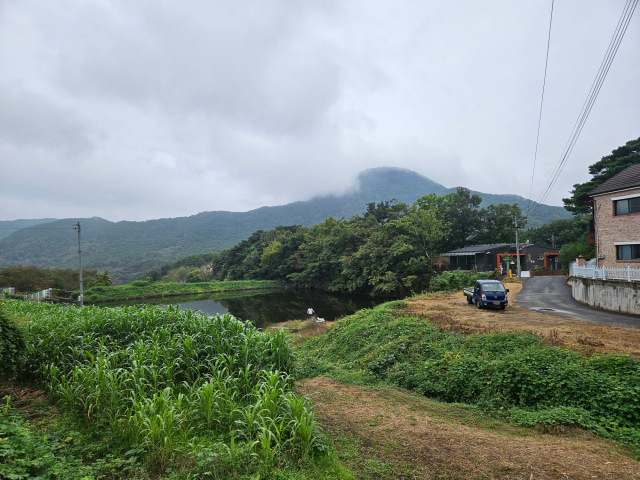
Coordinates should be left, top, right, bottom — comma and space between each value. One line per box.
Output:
526, 0, 555, 220
528, 0, 638, 220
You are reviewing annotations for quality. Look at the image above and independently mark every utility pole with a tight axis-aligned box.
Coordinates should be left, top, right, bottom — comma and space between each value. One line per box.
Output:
75, 222, 83, 307
551, 232, 555, 249
515, 215, 521, 280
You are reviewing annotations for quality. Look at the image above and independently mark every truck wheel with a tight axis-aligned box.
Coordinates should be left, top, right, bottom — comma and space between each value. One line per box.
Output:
467, 296, 472, 304
500, 305, 506, 310
476, 299, 483, 309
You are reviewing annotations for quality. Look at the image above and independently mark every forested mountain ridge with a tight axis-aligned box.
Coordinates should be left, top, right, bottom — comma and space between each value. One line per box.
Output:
0, 218, 58, 240
0, 168, 570, 284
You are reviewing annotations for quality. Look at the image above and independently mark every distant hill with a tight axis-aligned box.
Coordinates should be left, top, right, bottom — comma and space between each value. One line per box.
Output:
0, 168, 570, 284
0, 218, 58, 240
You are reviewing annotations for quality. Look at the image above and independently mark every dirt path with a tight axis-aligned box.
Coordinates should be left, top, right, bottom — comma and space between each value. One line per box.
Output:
299, 377, 640, 480
404, 282, 640, 357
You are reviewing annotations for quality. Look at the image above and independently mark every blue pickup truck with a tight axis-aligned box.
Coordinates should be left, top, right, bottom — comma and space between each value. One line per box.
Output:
463, 279, 509, 309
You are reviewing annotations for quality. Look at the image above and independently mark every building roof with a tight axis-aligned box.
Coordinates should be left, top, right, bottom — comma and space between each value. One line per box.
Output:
440, 244, 510, 256
441, 243, 559, 256
589, 164, 640, 196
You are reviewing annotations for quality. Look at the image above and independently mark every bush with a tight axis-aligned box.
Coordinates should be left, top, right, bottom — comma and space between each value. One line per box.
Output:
0, 301, 25, 378
429, 269, 501, 292
130, 280, 150, 287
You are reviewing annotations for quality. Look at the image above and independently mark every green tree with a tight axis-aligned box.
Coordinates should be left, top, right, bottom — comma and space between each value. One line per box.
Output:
438, 188, 483, 251
0, 265, 52, 293
186, 268, 203, 283
563, 136, 640, 214
391, 194, 449, 261
524, 215, 591, 248
476, 204, 525, 245
89, 270, 112, 287
558, 236, 595, 273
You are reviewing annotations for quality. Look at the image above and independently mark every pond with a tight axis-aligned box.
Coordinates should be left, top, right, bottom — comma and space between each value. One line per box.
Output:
97, 288, 390, 328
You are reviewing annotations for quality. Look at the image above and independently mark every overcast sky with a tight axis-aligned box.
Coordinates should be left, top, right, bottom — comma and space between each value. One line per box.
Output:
1, 0, 638, 222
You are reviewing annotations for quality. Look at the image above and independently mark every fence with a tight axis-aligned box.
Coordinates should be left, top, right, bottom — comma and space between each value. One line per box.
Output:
570, 263, 640, 282
24, 288, 52, 302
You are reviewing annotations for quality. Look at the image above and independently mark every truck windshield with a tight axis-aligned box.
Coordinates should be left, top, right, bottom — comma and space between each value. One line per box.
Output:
481, 284, 505, 292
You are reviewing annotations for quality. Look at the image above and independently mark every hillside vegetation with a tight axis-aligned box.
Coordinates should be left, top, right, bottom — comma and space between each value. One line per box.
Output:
0, 168, 570, 284
147, 189, 531, 297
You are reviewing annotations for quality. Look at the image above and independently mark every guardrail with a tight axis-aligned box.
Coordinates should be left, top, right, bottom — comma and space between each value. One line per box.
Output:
570, 263, 640, 282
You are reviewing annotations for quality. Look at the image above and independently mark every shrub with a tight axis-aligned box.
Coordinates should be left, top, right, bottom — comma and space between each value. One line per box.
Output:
429, 269, 501, 292
130, 280, 150, 287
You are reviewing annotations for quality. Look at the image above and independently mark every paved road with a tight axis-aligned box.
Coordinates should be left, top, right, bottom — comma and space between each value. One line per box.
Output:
515, 276, 640, 330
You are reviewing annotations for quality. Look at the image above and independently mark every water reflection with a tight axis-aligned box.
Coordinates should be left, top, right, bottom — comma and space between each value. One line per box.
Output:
98, 289, 388, 328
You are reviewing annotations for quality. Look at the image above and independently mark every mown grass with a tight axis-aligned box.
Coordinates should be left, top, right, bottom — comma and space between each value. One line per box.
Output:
74, 279, 282, 303
1, 300, 350, 479
297, 301, 640, 457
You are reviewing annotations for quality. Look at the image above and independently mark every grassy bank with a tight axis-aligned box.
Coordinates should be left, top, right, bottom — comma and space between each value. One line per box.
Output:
1, 300, 351, 479
297, 300, 640, 457
74, 279, 283, 303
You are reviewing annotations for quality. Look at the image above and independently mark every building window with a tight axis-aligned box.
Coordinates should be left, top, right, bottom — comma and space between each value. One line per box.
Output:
615, 197, 640, 215
616, 244, 640, 260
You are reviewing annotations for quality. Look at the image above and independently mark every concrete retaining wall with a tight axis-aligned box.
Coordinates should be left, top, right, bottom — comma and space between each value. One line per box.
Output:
568, 276, 640, 315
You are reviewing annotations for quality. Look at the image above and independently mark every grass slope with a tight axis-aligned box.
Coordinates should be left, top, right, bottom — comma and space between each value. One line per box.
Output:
297, 300, 640, 457
77, 279, 283, 303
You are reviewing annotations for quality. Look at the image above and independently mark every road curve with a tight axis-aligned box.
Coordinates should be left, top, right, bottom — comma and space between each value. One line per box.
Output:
515, 276, 640, 330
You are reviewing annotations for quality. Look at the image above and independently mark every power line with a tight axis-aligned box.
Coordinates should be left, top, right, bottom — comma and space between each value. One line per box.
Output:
0, 227, 76, 230
530, 0, 636, 218
528, 0, 638, 220
526, 0, 555, 220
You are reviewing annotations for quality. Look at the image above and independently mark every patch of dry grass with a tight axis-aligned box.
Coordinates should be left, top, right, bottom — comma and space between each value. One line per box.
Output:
404, 283, 640, 357
299, 377, 640, 479
264, 318, 333, 345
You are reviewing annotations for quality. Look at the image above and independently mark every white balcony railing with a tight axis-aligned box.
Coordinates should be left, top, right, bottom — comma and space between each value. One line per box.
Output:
570, 263, 640, 282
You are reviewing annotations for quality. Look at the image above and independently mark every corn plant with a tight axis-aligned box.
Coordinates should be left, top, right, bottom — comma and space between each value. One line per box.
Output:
2, 300, 323, 473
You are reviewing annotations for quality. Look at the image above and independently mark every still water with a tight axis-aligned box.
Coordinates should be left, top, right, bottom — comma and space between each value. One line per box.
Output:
101, 289, 389, 328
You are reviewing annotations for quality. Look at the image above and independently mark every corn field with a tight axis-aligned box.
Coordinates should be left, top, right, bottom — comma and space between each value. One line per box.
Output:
3, 300, 322, 473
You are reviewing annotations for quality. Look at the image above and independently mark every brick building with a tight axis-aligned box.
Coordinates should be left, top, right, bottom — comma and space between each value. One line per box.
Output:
589, 164, 640, 268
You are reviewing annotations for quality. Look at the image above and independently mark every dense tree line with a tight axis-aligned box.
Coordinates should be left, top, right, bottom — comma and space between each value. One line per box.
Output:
148, 189, 526, 296
0, 266, 111, 294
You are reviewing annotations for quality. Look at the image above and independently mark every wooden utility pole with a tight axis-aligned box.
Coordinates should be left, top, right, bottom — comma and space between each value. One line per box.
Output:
515, 216, 521, 280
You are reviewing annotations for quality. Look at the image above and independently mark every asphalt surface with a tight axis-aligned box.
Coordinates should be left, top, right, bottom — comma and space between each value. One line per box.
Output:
515, 276, 640, 330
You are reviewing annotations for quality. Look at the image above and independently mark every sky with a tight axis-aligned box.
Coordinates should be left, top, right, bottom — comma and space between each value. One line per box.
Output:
1, 0, 638, 222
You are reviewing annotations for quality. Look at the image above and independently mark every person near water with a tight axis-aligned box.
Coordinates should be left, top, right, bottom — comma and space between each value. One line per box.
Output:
307, 307, 315, 320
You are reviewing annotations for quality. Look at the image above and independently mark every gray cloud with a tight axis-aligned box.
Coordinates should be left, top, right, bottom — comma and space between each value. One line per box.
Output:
0, 83, 98, 158
0, 0, 638, 222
